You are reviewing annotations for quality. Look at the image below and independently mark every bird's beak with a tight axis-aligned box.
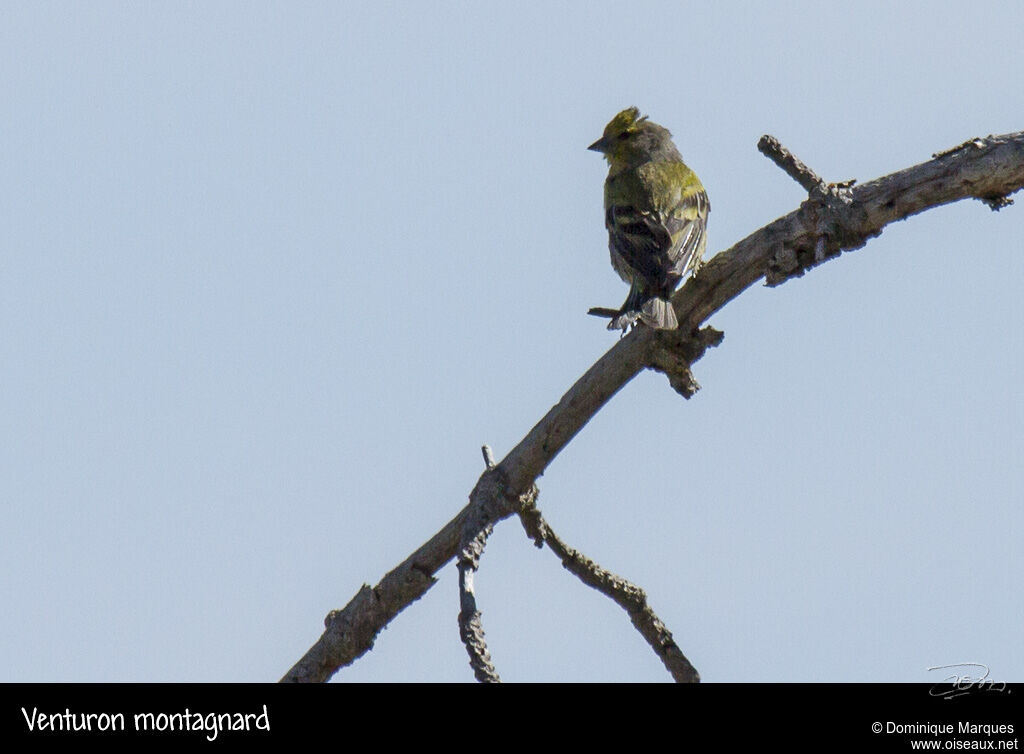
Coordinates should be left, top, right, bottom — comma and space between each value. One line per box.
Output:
587, 137, 608, 153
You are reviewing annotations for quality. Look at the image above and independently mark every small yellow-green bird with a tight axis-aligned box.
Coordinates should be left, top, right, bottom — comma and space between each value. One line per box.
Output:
588, 107, 709, 331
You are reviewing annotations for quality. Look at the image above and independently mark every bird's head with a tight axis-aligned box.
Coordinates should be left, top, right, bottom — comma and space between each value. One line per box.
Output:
588, 107, 680, 167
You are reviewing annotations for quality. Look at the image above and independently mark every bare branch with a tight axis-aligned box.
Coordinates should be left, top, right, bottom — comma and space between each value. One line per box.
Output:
481, 444, 496, 469
458, 523, 499, 683
758, 134, 828, 195
587, 306, 621, 320
517, 499, 699, 682
281, 130, 1024, 683
455, 445, 503, 682
648, 325, 724, 398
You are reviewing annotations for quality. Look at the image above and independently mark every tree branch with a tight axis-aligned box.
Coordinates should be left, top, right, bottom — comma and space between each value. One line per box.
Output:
758, 134, 831, 195
456, 446, 502, 683
280, 130, 1024, 683
518, 497, 699, 682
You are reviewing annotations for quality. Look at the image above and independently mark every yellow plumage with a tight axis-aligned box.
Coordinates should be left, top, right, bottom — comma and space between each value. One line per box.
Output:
588, 107, 709, 331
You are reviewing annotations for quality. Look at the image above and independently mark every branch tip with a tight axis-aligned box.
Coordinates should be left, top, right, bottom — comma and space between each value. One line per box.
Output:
481, 444, 496, 469
758, 134, 827, 195
457, 517, 499, 682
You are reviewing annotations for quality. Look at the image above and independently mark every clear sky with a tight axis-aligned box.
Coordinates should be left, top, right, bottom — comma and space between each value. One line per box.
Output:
3, 1, 1021, 683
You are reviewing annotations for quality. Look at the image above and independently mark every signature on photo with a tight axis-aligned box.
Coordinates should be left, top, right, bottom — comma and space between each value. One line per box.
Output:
927, 663, 1009, 700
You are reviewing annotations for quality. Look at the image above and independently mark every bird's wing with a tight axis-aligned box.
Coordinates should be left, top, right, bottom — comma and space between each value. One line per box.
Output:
605, 204, 675, 289
606, 187, 708, 292
662, 188, 708, 279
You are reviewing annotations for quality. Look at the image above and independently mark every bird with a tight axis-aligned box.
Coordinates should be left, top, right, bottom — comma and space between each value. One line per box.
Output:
588, 107, 709, 331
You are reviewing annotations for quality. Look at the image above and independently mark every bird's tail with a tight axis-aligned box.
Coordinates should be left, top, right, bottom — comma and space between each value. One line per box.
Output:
608, 283, 678, 331
639, 297, 678, 330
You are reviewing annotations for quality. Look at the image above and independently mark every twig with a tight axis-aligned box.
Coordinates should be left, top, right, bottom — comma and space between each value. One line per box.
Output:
517, 501, 699, 683
455, 447, 503, 682
758, 134, 827, 195
481, 444, 496, 469
457, 525, 499, 683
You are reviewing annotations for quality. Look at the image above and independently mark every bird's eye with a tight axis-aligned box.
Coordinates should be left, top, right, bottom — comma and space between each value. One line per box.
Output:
616, 131, 631, 141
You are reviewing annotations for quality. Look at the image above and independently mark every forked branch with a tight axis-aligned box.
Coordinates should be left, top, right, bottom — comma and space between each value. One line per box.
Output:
281, 131, 1024, 683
